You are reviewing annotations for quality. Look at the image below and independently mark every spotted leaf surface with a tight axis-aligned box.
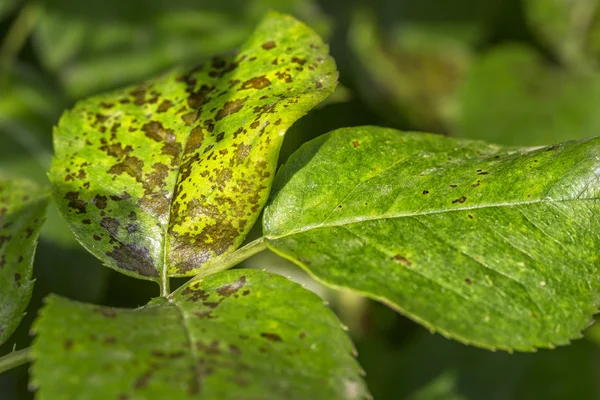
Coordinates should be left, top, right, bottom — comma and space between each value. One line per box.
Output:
49, 12, 337, 282
31, 269, 369, 400
264, 126, 600, 351
0, 177, 49, 345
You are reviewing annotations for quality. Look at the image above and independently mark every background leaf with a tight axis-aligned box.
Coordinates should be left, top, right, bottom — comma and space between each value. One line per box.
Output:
49, 12, 337, 283
33, 0, 330, 98
31, 269, 369, 400
264, 126, 600, 351
524, 0, 600, 70
456, 44, 600, 146
0, 177, 48, 345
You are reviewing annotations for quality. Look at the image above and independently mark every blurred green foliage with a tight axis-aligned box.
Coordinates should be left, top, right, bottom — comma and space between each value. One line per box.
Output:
1, 0, 599, 398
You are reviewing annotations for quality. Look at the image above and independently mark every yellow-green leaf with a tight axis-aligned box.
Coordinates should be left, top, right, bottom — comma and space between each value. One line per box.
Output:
48, 12, 337, 284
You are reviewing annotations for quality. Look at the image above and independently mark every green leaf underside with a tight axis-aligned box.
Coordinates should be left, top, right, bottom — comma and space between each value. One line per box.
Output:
0, 178, 49, 345
31, 269, 369, 400
49, 12, 337, 281
263, 126, 600, 351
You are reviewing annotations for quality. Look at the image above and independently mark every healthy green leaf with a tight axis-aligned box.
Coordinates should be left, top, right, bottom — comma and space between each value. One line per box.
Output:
49, 12, 337, 283
264, 126, 600, 351
456, 44, 600, 146
31, 269, 369, 400
0, 177, 49, 345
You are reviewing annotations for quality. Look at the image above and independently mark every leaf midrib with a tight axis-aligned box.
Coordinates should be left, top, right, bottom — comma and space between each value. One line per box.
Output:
265, 196, 599, 239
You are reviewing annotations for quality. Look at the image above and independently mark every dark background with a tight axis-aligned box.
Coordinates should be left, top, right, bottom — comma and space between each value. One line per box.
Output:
1, 0, 600, 398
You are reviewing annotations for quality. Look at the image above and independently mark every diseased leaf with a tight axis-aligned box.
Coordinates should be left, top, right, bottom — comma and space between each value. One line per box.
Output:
49, 12, 337, 282
31, 269, 369, 400
263, 126, 600, 351
0, 177, 49, 345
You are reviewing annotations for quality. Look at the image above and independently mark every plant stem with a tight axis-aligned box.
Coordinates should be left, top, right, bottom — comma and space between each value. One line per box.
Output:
169, 237, 267, 298
0, 347, 32, 375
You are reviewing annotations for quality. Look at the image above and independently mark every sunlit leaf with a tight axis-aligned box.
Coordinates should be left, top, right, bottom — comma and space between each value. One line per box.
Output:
264, 126, 600, 351
0, 177, 48, 345
31, 269, 369, 400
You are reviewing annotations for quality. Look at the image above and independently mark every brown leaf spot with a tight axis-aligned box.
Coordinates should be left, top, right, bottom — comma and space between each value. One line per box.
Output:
106, 243, 157, 277
65, 192, 87, 214
262, 40, 276, 50
100, 217, 120, 236
260, 332, 282, 342
94, 195, 108, 209
108, 156, 144, 181
157, 100, 173, 113
452, 196, 467, 204
352, 141, 360, 148
215, 98, 246, 121
216, 276, 246, 297
239, 76, 271, 90
392, 254, 411, 267
185, 126, 204, 155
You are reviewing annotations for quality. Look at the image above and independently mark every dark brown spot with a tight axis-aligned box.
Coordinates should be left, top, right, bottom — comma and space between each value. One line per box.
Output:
422, 190, 429, 195
215, 99, 246, 121
352, 141, 360, 148
216, 276, 246, 297
100, 217, 119, 236
157, 100, 173, 113
239, 76, 271, 90
106, 243, 157, 277
185, 126, 204, 155
291, 57, 306, 65
94, 195, 108, 209
465, 278, 472, 285
260, 332, 282, 342
452, 196, 467, 204
65, 192, 87, 214
392, 254, 411, 267
262, 40, 276, 50
63, 339, 73, 350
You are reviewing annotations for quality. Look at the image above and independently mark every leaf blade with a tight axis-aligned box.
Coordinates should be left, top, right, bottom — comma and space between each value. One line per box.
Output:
31, 269, 369, 399
263, 126, 600, 351
0, 177, 49, 345
49, 12, 337, 281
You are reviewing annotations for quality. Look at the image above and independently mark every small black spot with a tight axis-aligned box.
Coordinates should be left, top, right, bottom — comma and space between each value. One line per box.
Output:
452, 196, 467, 204
422, 190, 429, 195
261, 332, 283, 342
465, 278, 472, 285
